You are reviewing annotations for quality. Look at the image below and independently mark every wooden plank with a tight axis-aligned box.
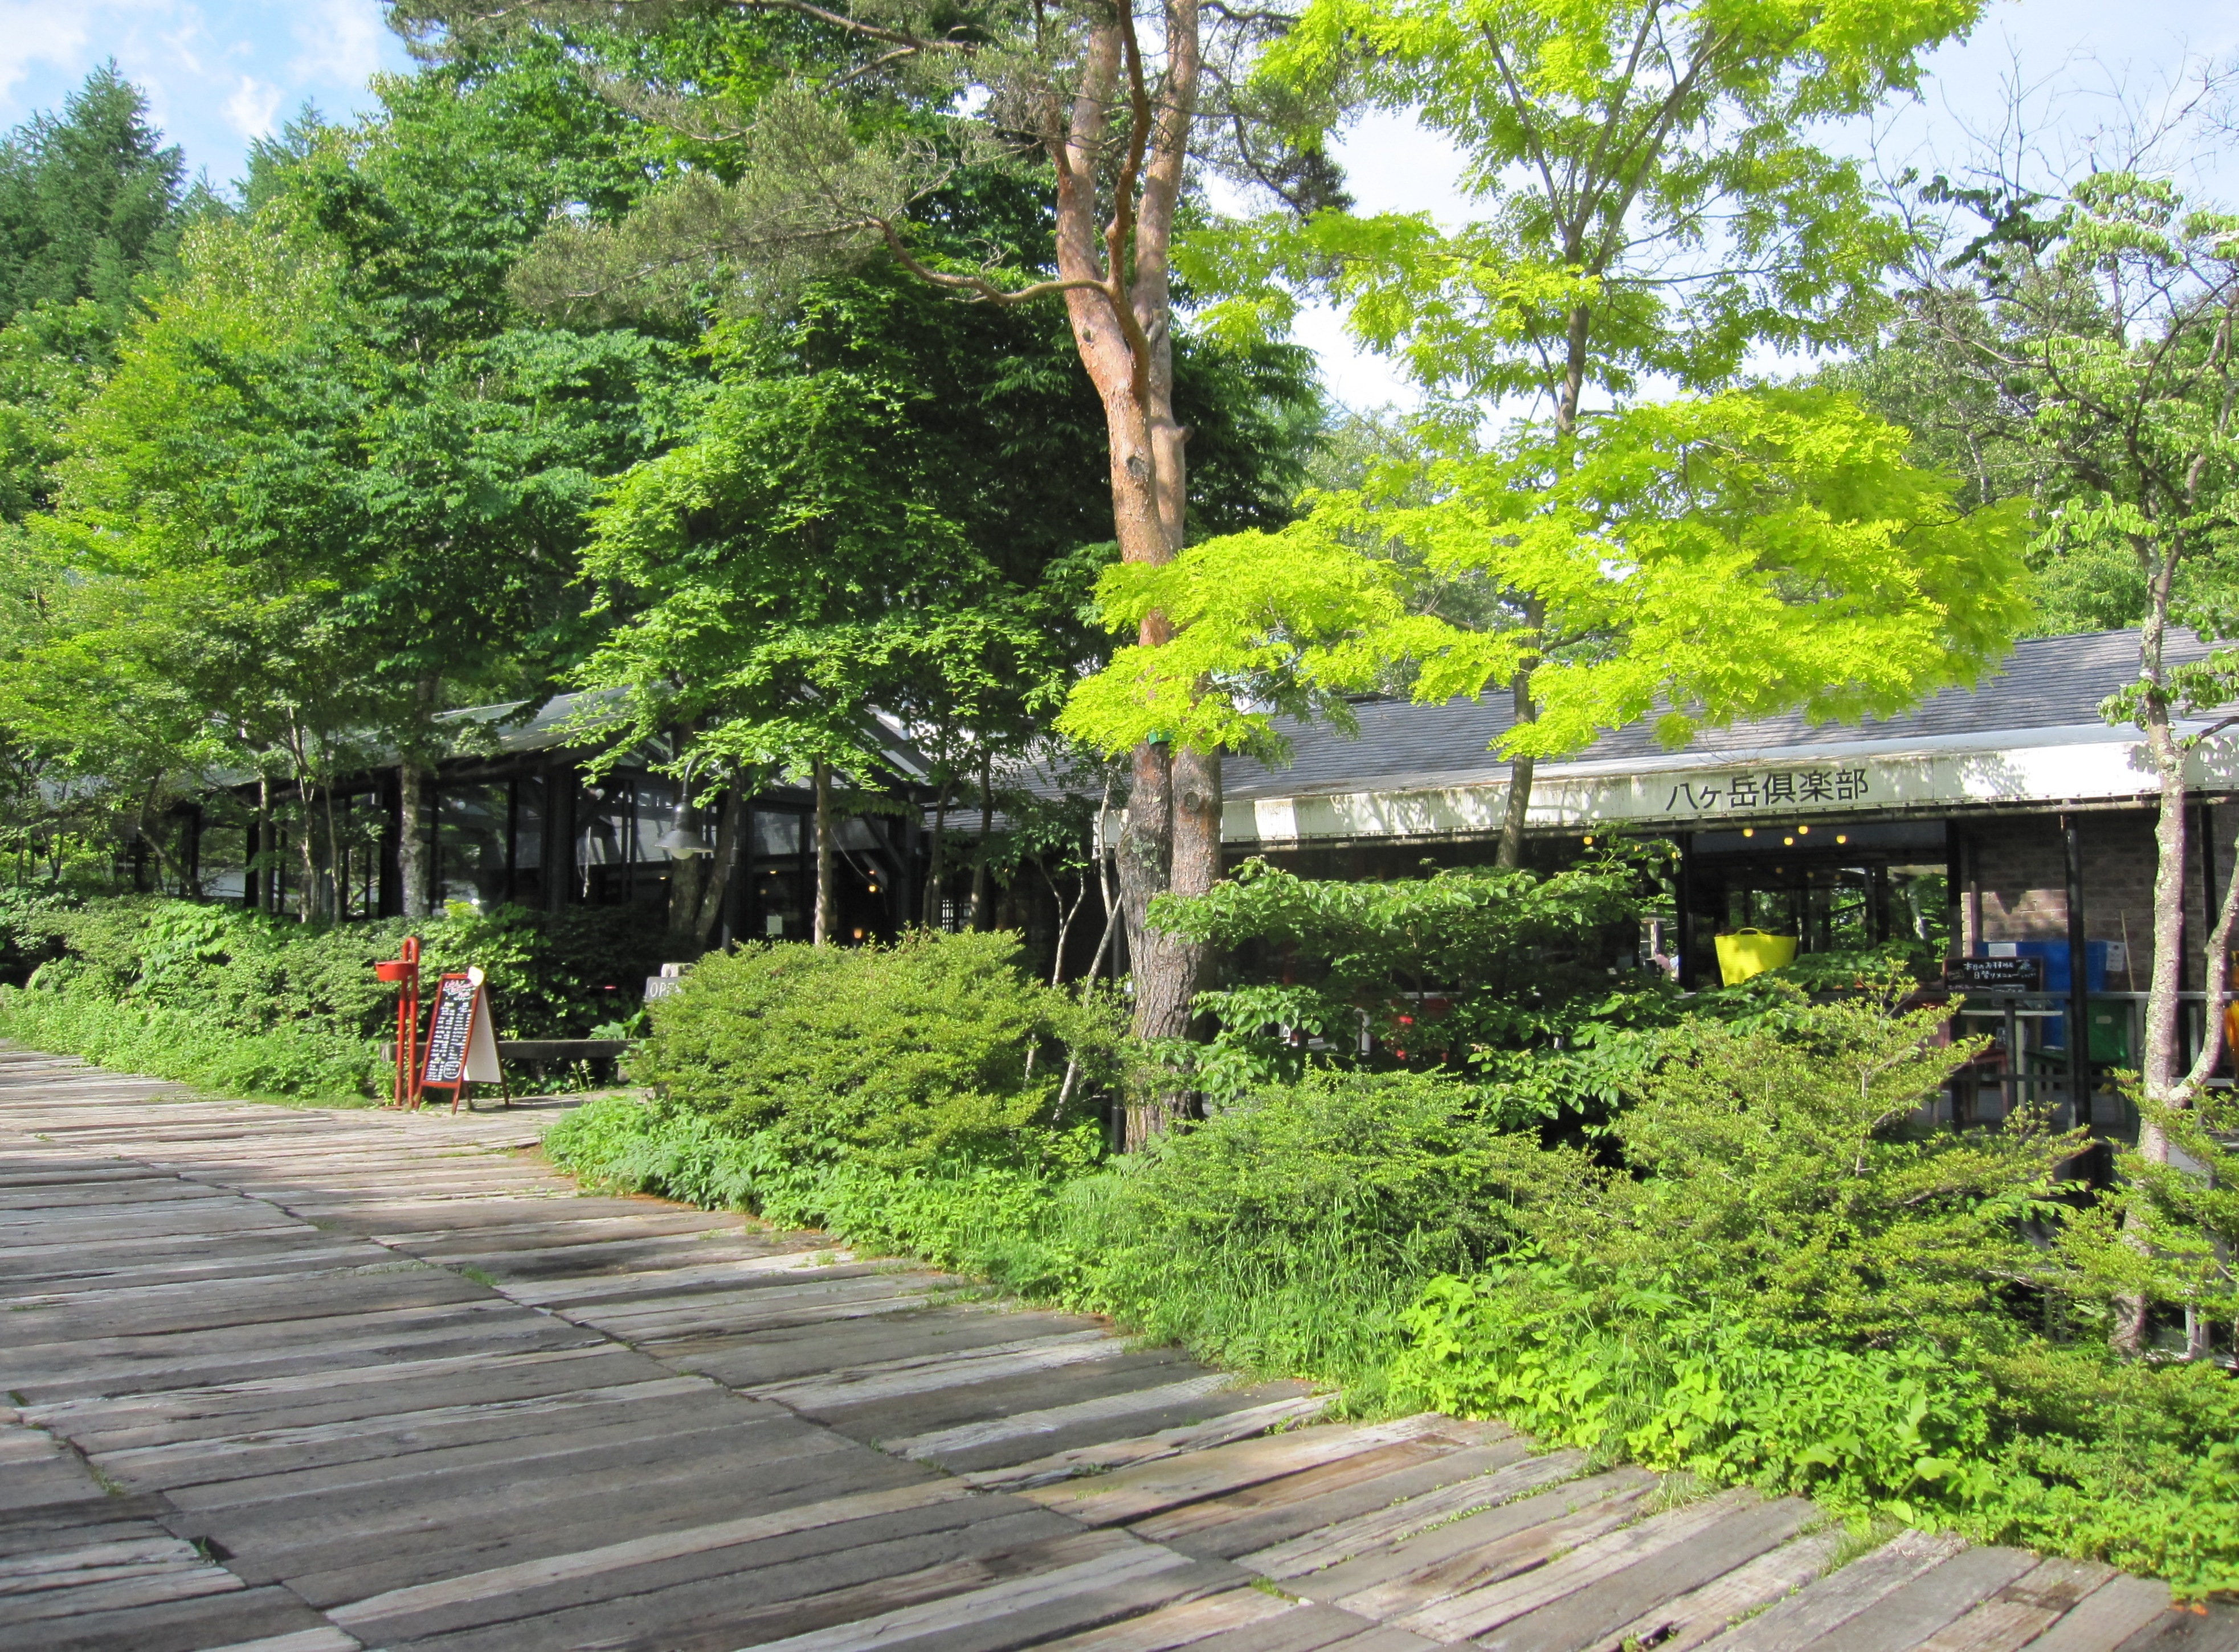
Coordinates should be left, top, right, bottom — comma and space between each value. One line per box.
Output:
1696, 1529, 1970, 1652
1584, 1527, 1848, 1652
1241, 1449, 1587, 1580
1027, 1587, 1298, 1652
325, 1477, 975, 1630
1808, 1547, 2040, 1652
2022, 1575, 2175, 1652
966, 1397, 1333, 1492
751, 1332, 1126, 1410
1142, 1440, 1535, 1560
1400, 1486, 1761, 1642
1292, 1469, 1653, 1611
1132, 1439, 1478, 1540
731, 1539, 1197, 1652
1024, 1416, 1486, 1527
199, 1630, 362, 1652
1911, 1558, 2119, 1652
888, 1375, 1243, 1462
1478, 1495, 1817, 1652
346, 1512, 1113, 1651
1329, 1483, 1657, 1623
0, 1584, 333, 1652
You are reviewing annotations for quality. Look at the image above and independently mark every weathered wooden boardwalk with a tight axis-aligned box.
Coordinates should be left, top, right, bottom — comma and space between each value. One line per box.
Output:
2, 1048, 2232, 1652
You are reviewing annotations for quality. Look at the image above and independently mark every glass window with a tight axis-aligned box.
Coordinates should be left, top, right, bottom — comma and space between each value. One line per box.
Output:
511, 776, 545, 907
201, 822, 248, 904
634, 774, 681, 861
749, 808, 808, 939
437, 784, 508, 911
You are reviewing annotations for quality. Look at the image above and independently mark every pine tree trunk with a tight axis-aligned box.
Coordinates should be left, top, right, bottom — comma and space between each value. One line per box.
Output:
1036, 0, 1207, 1132
812, 760, 836, 947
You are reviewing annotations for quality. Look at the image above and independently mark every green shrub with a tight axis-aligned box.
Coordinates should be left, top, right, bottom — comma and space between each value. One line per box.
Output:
0, 987, 385, 1099
634, 931, 1118, 1167
0, 892, 668, 1099
1074, 1072, 1523, 1392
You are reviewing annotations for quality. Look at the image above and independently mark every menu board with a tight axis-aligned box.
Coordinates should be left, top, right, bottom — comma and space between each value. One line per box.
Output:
419, 973, 502, 1090
1946, 956, 2045, 993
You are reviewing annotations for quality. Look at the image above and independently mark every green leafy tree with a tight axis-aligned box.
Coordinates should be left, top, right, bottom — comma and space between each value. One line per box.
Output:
1060, 389, 2031, 809
1897, 146, 2239, 1340
1169, 0, 2002, 864
574, 272, 1112, 948
392, 0, 1345, 1065
0, 66, 210, 524
246, 50, 684, 913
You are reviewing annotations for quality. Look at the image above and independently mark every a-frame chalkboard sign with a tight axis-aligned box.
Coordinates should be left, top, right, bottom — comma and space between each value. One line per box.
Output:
416, 968, 511, 1113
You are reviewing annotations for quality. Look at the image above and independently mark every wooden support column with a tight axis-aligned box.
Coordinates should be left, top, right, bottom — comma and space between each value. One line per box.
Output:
1674, 831, 1697, 991
378, 773, 402, 918
2062, 813, 2090, 1130
544, 766, 574, 913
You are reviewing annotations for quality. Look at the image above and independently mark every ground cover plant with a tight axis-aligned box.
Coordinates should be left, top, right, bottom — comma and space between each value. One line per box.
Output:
0, 890, 665, 1099
544, 881, 2239, 1600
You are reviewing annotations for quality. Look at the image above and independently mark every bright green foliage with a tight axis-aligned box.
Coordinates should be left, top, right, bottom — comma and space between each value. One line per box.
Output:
1078, 1072, 1523, 1391
2059, 1086, 2239, 1336
1062, 389, 2032, 768
1194, 0, 1972, 407
1394, 1265, 2005, 1523
1145, 854, 1659, 1110
634, 931, 1118, 1168
1567, 988, 2074, 1346
9, 894, 667, 1038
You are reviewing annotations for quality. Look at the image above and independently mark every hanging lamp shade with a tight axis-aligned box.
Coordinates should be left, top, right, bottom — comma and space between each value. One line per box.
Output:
654, 827, 712, 857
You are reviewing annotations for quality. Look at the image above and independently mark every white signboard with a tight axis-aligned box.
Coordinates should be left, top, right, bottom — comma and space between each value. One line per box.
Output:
1223, 727, 2239, 847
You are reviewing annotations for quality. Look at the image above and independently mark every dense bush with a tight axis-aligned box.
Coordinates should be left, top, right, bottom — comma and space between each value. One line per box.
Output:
546, 1065, 1510, 1395
1076, 1072, 1523, 1390
634, 931, 1119, 1167
1153, 853, 1664, 1116
547, 931, 2239, 1598
0, 892, 668, 1097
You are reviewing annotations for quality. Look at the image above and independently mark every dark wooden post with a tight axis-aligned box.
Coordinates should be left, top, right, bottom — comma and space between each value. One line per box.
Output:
2062, 813, 2090, 1130
1674, 831, 1697, 991
378, 772, 402, 918
544, 764, 574, 913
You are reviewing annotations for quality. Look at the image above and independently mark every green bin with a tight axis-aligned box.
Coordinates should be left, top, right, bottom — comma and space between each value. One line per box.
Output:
2086, 998, 2131, 1064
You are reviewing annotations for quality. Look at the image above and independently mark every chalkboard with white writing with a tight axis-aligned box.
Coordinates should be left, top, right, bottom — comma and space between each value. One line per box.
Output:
420, 975, 479, 1088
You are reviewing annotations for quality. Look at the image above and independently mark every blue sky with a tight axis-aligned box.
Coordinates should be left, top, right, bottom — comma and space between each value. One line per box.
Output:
1, 0, 2229, 406
0, 0, 408, 194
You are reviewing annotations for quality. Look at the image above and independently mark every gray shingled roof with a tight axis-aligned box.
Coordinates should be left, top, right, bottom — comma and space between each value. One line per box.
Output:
1219, 627, 2211, 803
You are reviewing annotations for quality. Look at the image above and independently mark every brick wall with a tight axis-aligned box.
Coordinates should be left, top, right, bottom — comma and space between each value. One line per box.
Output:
1963, 804, 2237, 991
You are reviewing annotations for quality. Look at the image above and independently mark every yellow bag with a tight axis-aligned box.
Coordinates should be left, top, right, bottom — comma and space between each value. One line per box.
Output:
1715, 928, 1798, 985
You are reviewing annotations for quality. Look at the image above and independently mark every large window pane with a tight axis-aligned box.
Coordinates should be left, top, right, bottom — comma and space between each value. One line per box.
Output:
438, 784, 508, 911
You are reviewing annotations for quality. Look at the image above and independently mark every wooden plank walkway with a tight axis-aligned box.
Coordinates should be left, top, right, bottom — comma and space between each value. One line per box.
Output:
2, 1045, 2232, 1652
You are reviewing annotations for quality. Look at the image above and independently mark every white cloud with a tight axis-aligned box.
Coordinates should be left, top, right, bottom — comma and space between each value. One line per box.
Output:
222, 72, 280, 137
289, 0, 385, 88
0, 2, 100, 105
